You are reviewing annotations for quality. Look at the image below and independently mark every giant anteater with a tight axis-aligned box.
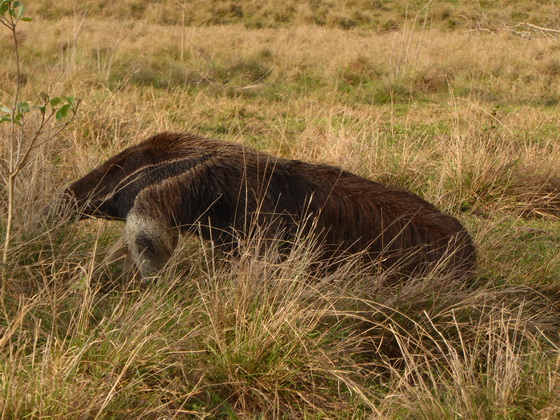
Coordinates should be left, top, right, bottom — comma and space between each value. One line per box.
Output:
65, 132, 476, 279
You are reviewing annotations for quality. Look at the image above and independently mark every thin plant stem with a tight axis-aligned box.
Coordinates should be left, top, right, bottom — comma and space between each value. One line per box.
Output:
2, 15, 20, 286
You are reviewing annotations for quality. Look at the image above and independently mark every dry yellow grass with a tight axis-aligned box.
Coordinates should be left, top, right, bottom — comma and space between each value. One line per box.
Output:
1, 1, 560, 418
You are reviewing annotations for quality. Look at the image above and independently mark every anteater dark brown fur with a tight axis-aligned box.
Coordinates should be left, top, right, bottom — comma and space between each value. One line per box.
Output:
66, 132, 476, 278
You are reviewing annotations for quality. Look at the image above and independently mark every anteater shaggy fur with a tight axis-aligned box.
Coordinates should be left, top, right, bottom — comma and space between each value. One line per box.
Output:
65, 132, 476, 279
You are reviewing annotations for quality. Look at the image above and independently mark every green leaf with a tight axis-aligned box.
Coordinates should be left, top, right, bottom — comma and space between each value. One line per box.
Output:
50, 97, 62, 107
21, 16, 32, 22
17, 102, 30, 113
32, 105, 46, 115
15, 3, 24, 19
0, 3, 9, 16
0, 115, 11, 123
56, 104, 71, 121
65, 96, 76, 105
8, 1, 21, 18
0, 106, 12, 114
13, 113, 22, 125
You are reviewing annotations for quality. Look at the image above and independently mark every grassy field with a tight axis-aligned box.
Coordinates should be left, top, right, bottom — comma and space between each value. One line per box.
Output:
1, 0, 560, 418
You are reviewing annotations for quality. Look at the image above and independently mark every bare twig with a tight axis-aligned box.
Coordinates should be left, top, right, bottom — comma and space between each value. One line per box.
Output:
508, 22, 560, 39
523, 22, 560, 35
188, 43, 216, 83
2, 11, 22, 282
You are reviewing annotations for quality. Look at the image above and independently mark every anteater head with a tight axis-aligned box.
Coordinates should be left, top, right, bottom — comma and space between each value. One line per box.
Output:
64, 146, 152, 220
63, 133, 220, 221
